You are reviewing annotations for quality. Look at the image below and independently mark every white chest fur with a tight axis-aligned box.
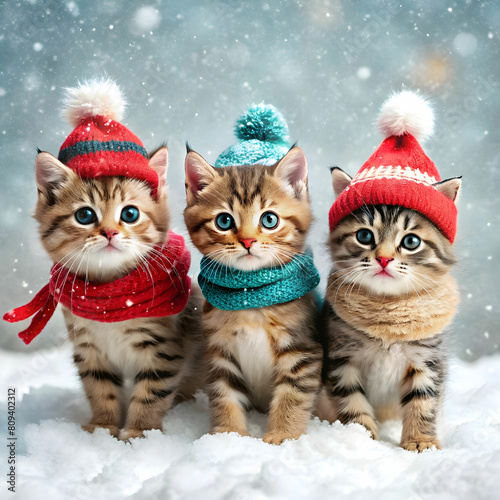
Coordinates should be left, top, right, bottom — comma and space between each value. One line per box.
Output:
71, 314, 147, 379
359, 342, 409, 411
233, 325, 275, 410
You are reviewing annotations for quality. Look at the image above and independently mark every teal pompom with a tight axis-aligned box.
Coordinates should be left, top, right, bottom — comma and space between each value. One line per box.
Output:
214, 103, 291, 168
234, 104, 289, 143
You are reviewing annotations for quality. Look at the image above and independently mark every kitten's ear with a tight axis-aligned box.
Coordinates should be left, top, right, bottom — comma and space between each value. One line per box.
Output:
185, 150, 217, 205
331, 167, 352, 198
35, 152, 76, 197
434, 176, 462, 203
273, 147, 308, 198
148, 146, 168, 188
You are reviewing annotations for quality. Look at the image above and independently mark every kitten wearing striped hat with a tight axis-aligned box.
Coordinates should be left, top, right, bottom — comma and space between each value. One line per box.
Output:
184, 105, 322, 444
4, 79, 203, 440
317, 91, 461, 452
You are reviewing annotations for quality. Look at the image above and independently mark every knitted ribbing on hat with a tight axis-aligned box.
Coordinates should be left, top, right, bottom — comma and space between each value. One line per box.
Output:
215, 104, 291, 167
328, 91, 458, 243
4, 231, 191, 345
198, 250, 320, 310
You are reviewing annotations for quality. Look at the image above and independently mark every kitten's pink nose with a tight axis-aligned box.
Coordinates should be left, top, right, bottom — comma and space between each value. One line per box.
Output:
377, 257, 394, 268
239, 238, 256, 249
101, 229, 118, 241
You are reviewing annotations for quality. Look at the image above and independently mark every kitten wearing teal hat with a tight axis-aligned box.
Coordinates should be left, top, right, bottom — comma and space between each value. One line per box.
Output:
184, 104, 322, 444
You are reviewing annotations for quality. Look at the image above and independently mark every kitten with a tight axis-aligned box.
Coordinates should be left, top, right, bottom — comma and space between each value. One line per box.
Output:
184, 147, 323, 445
33, 147, 203, 440
317, 168, 461, 451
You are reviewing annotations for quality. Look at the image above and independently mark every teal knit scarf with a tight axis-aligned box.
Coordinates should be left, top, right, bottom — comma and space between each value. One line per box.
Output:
198, 250, 320, 311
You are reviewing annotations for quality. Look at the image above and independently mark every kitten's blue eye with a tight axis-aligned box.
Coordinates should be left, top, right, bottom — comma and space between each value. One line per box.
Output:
120, 206, 140, 223
215, 213, 235, 231
356, 229, 374, 245
402, 234, 421, 250
260, 211, 279, 230
75, 207, 97, 225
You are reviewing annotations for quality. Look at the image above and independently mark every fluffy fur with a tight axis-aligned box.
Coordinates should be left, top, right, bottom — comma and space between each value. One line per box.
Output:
62, 78, 126, 127
377, 90, 434, 141
318, 183, 460, 451
34, 146, 203, 440
184, 147, 322, 444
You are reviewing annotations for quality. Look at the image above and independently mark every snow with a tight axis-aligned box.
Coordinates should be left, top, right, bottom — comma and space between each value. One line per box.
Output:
453, 33, 479, 57
0, 1, 499, 495
356, 67, 371, 80
131, 6, 162, 33
1, 345, 500, 500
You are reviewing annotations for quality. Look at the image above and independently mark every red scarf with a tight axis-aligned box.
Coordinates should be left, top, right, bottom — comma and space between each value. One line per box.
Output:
3, 231, 191, 345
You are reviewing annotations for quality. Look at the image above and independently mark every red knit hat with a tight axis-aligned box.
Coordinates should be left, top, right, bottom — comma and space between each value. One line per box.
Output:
57, 79, 159, 199
328, 91, 458, 243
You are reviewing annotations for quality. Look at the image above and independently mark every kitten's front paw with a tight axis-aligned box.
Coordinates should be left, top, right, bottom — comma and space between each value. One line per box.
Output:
82, 423, 120, 438
262, 431, 297, 445
211, 426, 250, 437
346, 416, 379, 441
364, 425, 379, 441
401, 438, 441, 452
119, 428, 150, 441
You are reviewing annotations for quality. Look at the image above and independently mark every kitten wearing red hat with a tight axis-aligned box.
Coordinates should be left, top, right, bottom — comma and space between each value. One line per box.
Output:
318, 90, 461, 452
4, 79, 203, 440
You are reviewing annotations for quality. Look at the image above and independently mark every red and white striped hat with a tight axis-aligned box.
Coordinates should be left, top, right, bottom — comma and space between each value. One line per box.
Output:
57, 79, 159, 199
328, 90, 459, 243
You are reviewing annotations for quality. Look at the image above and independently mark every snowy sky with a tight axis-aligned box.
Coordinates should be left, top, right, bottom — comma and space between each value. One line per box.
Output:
1, 0, 499, 359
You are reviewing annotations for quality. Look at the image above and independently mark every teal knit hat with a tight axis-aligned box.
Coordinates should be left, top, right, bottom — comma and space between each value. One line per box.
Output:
215, 104, 291, 167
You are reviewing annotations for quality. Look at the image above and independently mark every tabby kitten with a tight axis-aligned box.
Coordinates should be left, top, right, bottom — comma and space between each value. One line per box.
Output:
34, 147, 203, 440
318, 170, 461, 451
184, 147, 323, 445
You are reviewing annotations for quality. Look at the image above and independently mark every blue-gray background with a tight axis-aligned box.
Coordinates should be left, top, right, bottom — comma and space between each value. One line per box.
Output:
1, 0, 498, 359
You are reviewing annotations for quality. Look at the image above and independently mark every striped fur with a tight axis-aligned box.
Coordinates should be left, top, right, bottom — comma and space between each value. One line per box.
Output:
34, 149, 203, 439
318, 204, 459, 451
184, 148, 322, 444
64, 291, 203, 439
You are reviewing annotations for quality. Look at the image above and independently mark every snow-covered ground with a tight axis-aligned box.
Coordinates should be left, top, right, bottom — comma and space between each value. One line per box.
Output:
1, 344, 499, 500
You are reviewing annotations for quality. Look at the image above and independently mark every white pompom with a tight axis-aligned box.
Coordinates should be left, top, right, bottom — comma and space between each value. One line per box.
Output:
377, 90, 434, 142
62, 78, 126, 127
